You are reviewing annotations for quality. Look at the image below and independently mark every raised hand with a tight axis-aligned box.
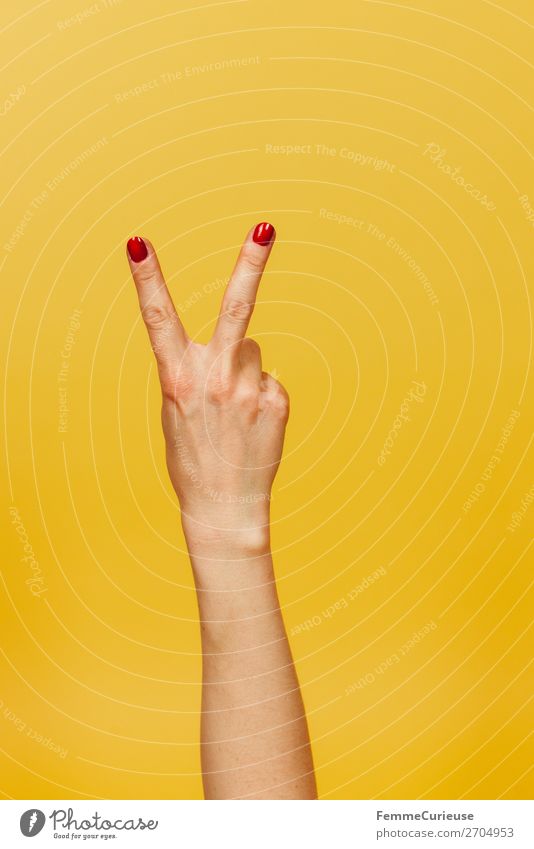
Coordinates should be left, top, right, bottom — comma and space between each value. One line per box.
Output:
127, 223, 288, 550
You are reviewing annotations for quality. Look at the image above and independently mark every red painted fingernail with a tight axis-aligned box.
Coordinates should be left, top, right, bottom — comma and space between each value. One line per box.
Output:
127, 236, 148, 262
252, 222, 275, 246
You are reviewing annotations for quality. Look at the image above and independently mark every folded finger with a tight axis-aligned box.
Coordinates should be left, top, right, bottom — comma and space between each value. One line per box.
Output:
239, 338, 262, 385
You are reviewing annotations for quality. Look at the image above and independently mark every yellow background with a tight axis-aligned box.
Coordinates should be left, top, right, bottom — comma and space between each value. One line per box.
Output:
1, 0, 532, 800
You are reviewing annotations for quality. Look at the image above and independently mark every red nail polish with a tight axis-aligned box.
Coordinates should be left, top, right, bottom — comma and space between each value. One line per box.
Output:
127, 236, 148, 262
252, 222, 275, 246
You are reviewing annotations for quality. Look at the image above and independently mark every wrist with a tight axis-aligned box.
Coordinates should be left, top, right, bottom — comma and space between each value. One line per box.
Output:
180, 495, 270, 548
181, 511, 271, 561
184, 527, 275, 596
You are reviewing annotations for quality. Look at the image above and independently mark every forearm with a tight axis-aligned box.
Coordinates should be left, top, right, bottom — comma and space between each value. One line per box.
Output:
185, 527, 317, 800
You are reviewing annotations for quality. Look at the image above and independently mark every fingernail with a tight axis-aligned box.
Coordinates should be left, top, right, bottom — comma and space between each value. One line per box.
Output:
252, 222, 275, 246
127, 236, 148, 262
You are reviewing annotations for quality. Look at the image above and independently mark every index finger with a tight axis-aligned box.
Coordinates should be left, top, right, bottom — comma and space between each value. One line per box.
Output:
212, 222, 275, 352
127, 236, 189, 368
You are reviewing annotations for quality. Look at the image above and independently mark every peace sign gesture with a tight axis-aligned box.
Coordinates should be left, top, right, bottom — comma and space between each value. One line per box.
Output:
127, 223, 289, 548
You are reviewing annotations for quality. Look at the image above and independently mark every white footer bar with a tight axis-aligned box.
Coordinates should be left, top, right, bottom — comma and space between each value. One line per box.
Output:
0, 799, 531, 848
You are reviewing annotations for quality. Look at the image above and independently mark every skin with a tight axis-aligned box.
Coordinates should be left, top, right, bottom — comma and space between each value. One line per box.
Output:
127, 225, 317, 800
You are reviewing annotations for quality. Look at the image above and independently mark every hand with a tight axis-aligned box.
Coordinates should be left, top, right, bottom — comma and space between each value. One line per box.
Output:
127, 223, 289, 551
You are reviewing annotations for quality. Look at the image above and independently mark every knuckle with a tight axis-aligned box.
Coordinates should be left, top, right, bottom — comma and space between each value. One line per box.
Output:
225, 298, 253, 325
160, 369, 193, 402
241, 246, 265, 273
206, 373, 234, 403
142, 303, 175, 331
135, 264, 160, 289
236, 383, 259, 409
269, 385, 290, 419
